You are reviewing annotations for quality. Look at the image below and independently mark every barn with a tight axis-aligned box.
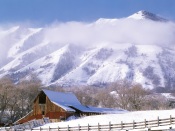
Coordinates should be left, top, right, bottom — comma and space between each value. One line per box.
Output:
16, 89, 125, 124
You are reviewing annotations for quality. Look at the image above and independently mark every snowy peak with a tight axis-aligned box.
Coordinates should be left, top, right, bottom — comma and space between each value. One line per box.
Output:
96, 10, 168, 24
128, 10, 167, 22
0, 12, 174, 90
95, 18, 118, 24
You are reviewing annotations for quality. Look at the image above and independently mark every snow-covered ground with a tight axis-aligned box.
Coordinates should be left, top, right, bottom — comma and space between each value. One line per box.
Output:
34, 109, 175, 130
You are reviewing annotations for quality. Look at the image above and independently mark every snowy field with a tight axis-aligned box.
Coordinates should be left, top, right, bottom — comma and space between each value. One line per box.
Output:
34, 109, 175, 130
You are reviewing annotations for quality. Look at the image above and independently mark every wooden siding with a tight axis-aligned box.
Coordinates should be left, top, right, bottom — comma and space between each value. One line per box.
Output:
17, 111, 43, 124
17, 91, 72, 124
16, 91, 101, 124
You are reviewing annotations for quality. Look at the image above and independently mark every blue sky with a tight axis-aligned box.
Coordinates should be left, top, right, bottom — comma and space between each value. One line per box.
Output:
0, 0, 175, 25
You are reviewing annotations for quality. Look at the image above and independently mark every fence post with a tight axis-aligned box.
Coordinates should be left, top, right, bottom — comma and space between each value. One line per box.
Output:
109, 121, 111, 130
157, 116, 159, 126
78, 124, 80, 131
170, 115, 172, 125
133, 120, 135, 129
87, 124, 89, 131
98, 123, 100, 131
40, 127, 41, 131
67, 125, 69, 131
58, 126, 60, 131
145, 119, 147, 128
121, 121, 123, 129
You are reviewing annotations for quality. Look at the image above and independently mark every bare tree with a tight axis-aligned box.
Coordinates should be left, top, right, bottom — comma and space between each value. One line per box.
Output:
16, 79, 41, 117
69, 86, 99, 106
128, 84, 149, 110
6, 88, 21, 123
144, 93, 170, 110
0, 77, 14, 123
109, 80, 132, 109
95, 89, 116, 108
108, 80, 151, 111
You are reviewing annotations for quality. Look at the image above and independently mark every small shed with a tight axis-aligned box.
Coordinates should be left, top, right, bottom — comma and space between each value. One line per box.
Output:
16, 89, 125, 124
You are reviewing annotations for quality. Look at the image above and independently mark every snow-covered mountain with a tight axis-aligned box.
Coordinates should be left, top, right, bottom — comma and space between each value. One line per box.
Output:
0, 11, 175, 90
128, 10, 167, 22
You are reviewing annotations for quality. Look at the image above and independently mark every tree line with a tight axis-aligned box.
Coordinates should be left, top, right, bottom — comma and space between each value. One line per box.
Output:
0, 76, 41, 125
65, 80, 172, 111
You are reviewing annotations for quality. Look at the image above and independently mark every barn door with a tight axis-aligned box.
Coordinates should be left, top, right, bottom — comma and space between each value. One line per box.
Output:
39, 104, 46, 115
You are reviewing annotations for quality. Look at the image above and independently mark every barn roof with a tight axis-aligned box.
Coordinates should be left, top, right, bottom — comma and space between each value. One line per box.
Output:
42, 89, 126, 114
42, 89, 81, 112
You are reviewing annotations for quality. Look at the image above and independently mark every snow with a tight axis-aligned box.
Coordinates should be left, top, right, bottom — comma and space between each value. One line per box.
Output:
7, 28, 42, 58
54, 47, 103, 85
34, 109, 175, 130
95, 18, 119, 24
42, 90, 126, 113
128, 11, 146, 20
136, 44, 162, 58
49, 43, 168, 88
43, 90, 81, 105
18, 45, 69, 84
0, 12, 174, 88
0, 26, 19, 39
128, 10, 167, 22
0, 40, 49, 73
161, 93, 175, 100
1, 41, 174, 89
87, 62, 129, 85
54, 44, 131, 86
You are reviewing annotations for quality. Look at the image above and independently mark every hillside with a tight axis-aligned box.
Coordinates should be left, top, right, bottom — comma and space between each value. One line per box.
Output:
0, 11, 175, 90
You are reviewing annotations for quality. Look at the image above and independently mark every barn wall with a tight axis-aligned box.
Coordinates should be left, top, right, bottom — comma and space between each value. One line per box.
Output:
33, 96, 42, 115
45, 96, 73, 120
17, 111, 43, 124
17, 91, 74, 124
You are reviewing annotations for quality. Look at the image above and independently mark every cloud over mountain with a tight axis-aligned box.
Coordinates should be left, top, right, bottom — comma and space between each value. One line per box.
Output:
0, 11, 175, 89
43, 18, 175, 49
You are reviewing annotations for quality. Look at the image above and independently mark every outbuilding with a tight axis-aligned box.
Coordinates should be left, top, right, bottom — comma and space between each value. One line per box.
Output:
16, 89, 125, 124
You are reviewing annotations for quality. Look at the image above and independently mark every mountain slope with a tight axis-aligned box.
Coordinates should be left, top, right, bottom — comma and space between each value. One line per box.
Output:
0, 11, 175, 90
52, 44, 175, 89
128, 10, 167, 22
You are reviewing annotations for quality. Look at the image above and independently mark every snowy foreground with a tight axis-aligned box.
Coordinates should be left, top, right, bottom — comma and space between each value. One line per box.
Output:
34, 109, 175, 130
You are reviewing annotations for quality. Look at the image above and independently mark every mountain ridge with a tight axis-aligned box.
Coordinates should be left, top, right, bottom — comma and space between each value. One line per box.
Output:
128, 10, 167, 22
0, 11, 175, 90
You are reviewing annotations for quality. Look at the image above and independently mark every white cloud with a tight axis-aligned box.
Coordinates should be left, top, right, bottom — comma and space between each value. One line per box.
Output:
0, 18, 175, 66
43, 19, 175, 49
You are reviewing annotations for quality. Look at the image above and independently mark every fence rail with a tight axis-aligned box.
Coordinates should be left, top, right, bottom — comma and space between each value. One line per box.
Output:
1, 115, 175, 131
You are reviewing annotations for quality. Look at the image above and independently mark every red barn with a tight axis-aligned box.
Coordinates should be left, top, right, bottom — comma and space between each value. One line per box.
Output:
16, 89, 125, 124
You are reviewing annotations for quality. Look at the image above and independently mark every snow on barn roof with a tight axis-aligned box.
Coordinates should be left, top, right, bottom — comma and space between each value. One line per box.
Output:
42, 89, 81, 112
42, 89, 126, 114
43, 90, 81, 105
87, 106, 127, 114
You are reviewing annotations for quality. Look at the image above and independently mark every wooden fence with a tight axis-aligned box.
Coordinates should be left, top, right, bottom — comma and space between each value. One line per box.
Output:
1, 115, 175, 131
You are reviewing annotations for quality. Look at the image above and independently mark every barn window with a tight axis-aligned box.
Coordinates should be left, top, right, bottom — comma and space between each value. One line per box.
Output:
39, 92, 46, 104
42, 111, 45, 115
38, 92, 46, 116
